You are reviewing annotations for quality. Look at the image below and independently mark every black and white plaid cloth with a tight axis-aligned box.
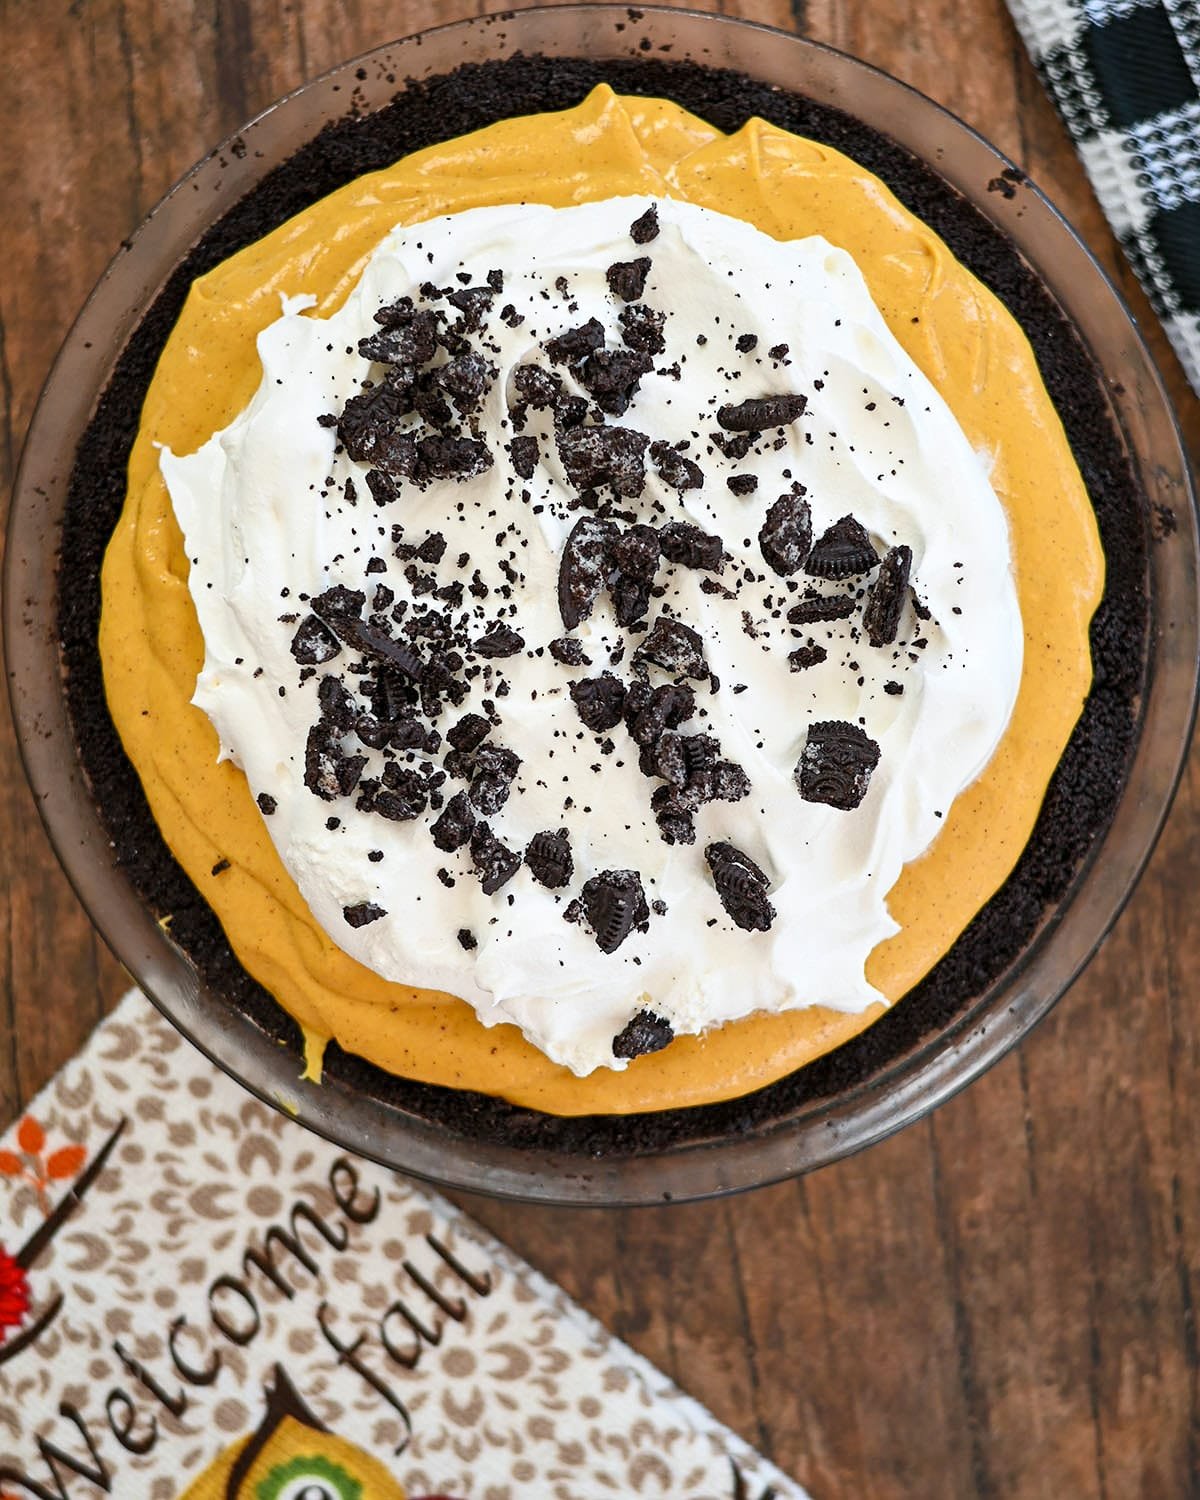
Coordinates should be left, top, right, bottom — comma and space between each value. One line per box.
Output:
1005, 0, 1200, 393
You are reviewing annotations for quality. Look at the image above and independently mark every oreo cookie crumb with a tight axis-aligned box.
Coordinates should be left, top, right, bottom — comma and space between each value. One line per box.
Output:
526, 828, 574, 888
606, 256, 651, 301
717, 393, 807, 430
629, 204, 660, 243
787, 591, 856, 625
863, 544, 913, 647
343, 901, 386, 929
797, 720, 881, 810
613, 1010, 674, 1058
582, 869, 650, 953
570, 672, 627, 733
805, 515, 879, 579
759, 490, 813, 576
256, 793, 277, 816
705, 841, 776, 932
470, 822, 521, 895
457, 928, 478, 950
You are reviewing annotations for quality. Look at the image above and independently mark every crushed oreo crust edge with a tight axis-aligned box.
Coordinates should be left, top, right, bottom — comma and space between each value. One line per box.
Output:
59, 51, 1149, 1157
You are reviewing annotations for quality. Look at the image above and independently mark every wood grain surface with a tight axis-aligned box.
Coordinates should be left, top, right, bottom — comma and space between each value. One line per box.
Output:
2, 3, 1198, 1496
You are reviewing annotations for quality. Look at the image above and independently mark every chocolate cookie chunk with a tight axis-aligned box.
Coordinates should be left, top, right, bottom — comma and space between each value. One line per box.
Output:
545, 318, 605, 365
612, 1010, 674, 1059
570, 672, 627, 733
759, 490, 813, 576
796, 720, 881, 810
649, 441, 704, 493
716, 393, 807, 431
556, 423, 649, 498
609, 523, 662, 627
290, 614, 341, 665
786, 591, 857, 625
429, 790, 476, 852
705, 842, 776, 932
863, 544, 913, 647
526, 828, 573, 889
470, 822, 521, 895
343, 901, 386, 929
581, 869, 650, 953
558, 515, 617, 630
805, 515, 879, 580
606, 256, 651, 301
634, 617, 709, 680
659, 519, 723, 570
629, 205, 660, 244
474, 622, 525, 658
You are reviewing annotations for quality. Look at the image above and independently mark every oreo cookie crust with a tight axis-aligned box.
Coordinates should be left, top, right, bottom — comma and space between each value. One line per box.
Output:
59, 52, 1149, 1158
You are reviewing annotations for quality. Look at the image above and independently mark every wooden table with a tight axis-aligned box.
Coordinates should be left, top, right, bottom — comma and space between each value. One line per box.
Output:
3, 3, 1197, 1495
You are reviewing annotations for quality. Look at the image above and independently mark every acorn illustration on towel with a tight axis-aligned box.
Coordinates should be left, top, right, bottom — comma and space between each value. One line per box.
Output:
178, 1364, 459, 1500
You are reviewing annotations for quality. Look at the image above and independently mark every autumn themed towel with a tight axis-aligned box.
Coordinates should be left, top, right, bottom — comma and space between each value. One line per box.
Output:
0, 989, 806, 1500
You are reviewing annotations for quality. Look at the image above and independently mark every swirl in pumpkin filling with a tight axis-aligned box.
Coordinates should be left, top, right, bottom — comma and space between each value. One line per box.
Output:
100, 86, 1102, 1114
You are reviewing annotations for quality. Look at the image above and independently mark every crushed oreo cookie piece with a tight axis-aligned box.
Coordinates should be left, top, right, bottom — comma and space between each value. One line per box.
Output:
290, 614, 341, 665
446, 283, 495, 330
474, 622, 525, 658
727, 474, 758, 496
786, 591, 856, 625
570, 672, 627, 733
457, 928, 477, 951
863, 544, 913, 647
634, 617, 709, 680
447, 713, 491, 753
717, 393, 807, 431
468, 743, 521, 815
629, 204, 660, 244
361, 763, 427, 821
884, 680, 904, 696
759, 491, 813, 576
578, 347, 654, 416
558, 515, 617, 630
470, 822, 521, 895
435, 352, 497, 415
556, 423, 649, 499
343, 901, 386, 929
609, 523, 662, 627
430, 790, 476, 852
705, 842, 776, 932
526, 828, 574, 889
256, 792, 277, 816
789, 643, 828, 671
508, 434, 539, 479
304, 723, 364, 802
412, 433, 493, 485
651, 784, 698, 846
619, 303, 666, 355
549, 637, 588, 666
659, 519, 723, 571
805, 515, 879, 579
512, 362, 564, 409
649, 440, 704, 493
796, 720, 881, 810
545, 319, 605, 365
613, 1009, 674, 1059
735, 333, 758, 353
606, 256, 651, 302
581, 869, 650, 953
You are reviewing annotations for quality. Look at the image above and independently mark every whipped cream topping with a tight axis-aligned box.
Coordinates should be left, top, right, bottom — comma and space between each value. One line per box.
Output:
163, 196, 1023, 1076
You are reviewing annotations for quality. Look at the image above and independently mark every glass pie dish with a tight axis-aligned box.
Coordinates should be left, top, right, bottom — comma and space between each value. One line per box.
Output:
5, 5, 1197, 1205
